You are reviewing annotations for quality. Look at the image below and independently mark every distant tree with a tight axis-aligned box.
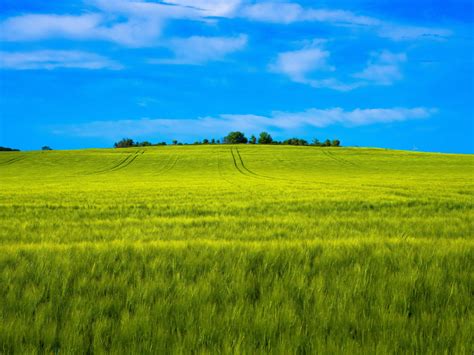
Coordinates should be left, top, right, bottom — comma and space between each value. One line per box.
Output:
138, 141, 152, 147
312, 138, 321, 146
216, 139, 221, 144
172, 140, 178, 145
0, 146, 20, 152
211, 138, 216, 144
283, 138, 308, 146
331, 139, 341, 147
41, 146, 53, 151
203, 139, 209, 144
323, 139, 331, 147
249, 135, 257, 144
114, 138, 134, 148
258, 132, 273, 144
223, 131, 248, 144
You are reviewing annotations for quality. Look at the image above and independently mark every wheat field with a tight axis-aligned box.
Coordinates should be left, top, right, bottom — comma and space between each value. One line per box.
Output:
0, 145, 472, 353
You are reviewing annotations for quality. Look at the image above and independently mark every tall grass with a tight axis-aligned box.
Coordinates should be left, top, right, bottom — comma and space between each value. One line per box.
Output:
0, 145, 472, 353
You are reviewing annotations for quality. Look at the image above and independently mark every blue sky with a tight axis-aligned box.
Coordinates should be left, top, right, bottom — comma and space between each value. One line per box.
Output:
0, 0, 472, 152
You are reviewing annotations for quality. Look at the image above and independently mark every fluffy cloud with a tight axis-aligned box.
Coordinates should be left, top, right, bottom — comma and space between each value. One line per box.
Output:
269, 45, 334, 81
163, 0, 242, 17
269, 42, 365, 91
0, 0, 451, 47
378, 25, 452, 41
241, 2, 379, 26
0, 14, 102, 42
354, 51, 407, 85
0, 50, 121, 70
53, 107, 436, 139
0, 1, 203, 47
154, 35, 248, 65
270, 43, 409, 90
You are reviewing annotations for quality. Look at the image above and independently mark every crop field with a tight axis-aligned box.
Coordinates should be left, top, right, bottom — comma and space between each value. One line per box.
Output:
0, 145, 473, 353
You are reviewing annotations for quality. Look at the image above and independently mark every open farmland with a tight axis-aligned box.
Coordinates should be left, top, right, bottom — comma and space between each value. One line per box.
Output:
0, 145, 473, 353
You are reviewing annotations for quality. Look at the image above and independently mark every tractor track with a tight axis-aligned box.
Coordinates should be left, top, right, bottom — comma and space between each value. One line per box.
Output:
230, 148, 260, 180
217, 149, 241, 188
233, 148, 313, 185
156, 154, 180, 176
84, 150, 144, 175
322, 149, 357, 167
0, 156, 27, 166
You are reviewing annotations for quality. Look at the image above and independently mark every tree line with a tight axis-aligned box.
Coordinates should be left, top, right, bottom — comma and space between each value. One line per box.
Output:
0, 146, 20, 152
114, 132, 341, 148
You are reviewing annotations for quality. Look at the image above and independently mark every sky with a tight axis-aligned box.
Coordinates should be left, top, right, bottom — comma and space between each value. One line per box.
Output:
0, 0, 473, 153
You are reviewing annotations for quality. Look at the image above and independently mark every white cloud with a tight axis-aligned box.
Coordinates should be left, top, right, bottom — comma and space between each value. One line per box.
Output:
0, 13, 163, 47
0, 50, 122, 70
269, 42, 365, 91
0, 1, 203, 47
0, 14, 102, 41
163, 0, 242, 17
271, 44, 409, 90
0, 0, 451, 48
379, 24, 452, 41
238, 2, 450, 41
241, 3, 380, 26
53, 107, 436, 139
154, 35, 248, 65
354, 50, 407, 85
269, 45, 334, 82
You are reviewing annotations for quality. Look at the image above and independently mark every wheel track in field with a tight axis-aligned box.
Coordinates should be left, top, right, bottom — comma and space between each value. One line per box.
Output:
230, 148, 268, 183
321, 149, 358, 167
84, 150, 144, 175
155, 154, 180, 176
233, 148, 315, 185
0, 156, 27, 166
217, 149, 242, 188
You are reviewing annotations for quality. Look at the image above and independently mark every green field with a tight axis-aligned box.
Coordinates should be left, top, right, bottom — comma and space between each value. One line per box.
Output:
0, 145, 473, 353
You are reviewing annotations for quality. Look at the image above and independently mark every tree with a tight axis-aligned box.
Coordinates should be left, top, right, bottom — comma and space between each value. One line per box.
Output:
323, 139, 331, 147
41, 146, 53, 151
312, 138, 321, 146
203, 139, 209, 144
172, 140, 178, 145
249, 135, 257, 144
114, 138, 134, 148
331, 139, 341, 147
0, 146, 19, 152
223, 131, 248, 144
258, 132, 273, 144
283, 138, 308, 146
211, 138, 216, 144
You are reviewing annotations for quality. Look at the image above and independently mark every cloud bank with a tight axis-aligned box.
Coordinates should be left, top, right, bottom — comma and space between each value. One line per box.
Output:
0, 50, 121, 70
53, 107, 436, 139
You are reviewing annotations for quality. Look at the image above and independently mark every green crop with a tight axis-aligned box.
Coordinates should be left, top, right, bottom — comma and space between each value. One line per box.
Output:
0, 145, 472, 353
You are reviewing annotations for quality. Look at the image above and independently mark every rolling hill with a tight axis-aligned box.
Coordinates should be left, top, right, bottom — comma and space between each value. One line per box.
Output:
0, 145, 472, 353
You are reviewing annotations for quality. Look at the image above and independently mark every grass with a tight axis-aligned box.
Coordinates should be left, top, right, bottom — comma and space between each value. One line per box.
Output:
0, 145, 472, 353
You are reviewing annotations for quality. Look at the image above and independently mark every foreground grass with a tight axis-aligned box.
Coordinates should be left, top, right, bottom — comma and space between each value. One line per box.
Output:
0, 145, 473, 353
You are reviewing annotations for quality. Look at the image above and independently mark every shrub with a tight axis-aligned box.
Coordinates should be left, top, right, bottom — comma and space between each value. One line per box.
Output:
223, 131, 248, 144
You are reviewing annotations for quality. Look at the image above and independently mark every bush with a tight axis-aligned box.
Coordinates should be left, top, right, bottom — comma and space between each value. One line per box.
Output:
282, 138, 308, 146
223, 131, 248, 144
114, 139, 135, 148
258, 132, 273, 144
0, 146, 20, 152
